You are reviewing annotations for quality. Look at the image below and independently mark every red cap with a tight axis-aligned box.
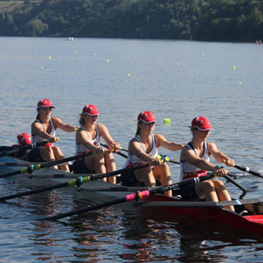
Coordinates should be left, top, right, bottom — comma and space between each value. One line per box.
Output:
80, 105, 101, 116
189, 116, 214, 131
17, 133, 32, 146
137, 111, 156, 123
37, 99, 56, 109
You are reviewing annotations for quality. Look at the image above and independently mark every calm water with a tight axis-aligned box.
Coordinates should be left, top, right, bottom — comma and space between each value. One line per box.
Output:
0, 37, 263, 262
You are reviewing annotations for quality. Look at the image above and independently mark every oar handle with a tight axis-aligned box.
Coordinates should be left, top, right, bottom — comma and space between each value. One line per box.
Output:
100, 142, 128, 158
157, 154, 180, 165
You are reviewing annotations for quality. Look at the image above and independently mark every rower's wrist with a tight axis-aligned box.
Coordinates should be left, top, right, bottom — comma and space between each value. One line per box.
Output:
213, 165, 220, 172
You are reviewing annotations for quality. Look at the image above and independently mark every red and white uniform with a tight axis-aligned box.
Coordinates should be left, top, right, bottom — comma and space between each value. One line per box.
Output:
75, 125, 100, 155
124, 134, 158, 167
180, 141, 210, 181
32, 118, 56, 147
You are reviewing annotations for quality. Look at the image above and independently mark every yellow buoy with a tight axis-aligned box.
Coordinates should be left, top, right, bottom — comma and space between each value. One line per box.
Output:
176, 63, 179, 66
106, 59, 110, 62
238, 82, 243, 85
40, 67, 44, 70
232, 66, 236, 69
126, 73, 130, 76
163, 119, 171, 126
48, 56, 52, 59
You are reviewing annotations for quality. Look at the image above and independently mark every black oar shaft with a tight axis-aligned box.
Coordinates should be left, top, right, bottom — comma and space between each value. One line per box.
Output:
44, 197, 127, 220
39, 151, 93, 169
234, 164, 263, 179
0, 169, 26, 179
0, 163, 152, 201
42, 174, 215, 221
0, 182, 69, 201
100, 143, 128, 158
0, 140, 51, 157
91, 163, 150, 181
225, 174, 247, 199
0, 151, 94, 179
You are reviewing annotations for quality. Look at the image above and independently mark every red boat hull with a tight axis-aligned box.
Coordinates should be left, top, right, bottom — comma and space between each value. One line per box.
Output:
136, 195, 263, 236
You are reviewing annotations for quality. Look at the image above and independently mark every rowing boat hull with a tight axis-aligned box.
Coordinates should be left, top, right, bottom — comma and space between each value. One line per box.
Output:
0, 156, 152, 199
1, 156, 263, 235
136, 195, 263, 236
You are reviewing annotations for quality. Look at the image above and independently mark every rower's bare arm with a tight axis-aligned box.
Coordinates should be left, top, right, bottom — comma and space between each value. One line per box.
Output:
156, 134, 184, 151
53, 117, 77, 132
182, 147, 215, 172
99, 124, 121, 149
130, 139, 158, 164
31, 122, 54, 141
208, 142, 235, 166
77, 129, 98, 151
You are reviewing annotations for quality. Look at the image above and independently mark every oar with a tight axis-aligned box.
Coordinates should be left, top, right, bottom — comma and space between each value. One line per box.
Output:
0, 138, 59, 157
232, 163, 263, 179
41, 173, 215, 220
100, 142, 128, 158
0, 162, 41, 166
157, 154, 180, 165
100, 143, 180, 165
210, 164, 247, 199
0, 162, 154, 202
0, 151, 96, 179
225, 174, 247, 199
99, 147, 246, 197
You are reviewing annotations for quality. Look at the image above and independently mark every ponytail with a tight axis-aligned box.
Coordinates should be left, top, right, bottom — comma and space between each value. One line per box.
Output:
135, 120, 142, 136
79, 116, 85, 126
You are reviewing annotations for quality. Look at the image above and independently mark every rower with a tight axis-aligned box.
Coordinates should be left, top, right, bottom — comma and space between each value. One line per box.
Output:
28, 98, 78, 171
73, 104, 120, 184
121, 111, 184, 197
3, 133, 32, 160
180, 116, 235, 211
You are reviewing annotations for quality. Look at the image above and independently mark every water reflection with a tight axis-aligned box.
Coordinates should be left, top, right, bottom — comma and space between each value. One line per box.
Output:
1, 37, 263, 261
6, 191, 262, 262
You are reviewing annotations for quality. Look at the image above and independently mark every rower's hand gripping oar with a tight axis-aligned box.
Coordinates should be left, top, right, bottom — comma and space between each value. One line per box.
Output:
157, 154, 180, 165
0, 150, 96, 179
0, 138, 60, 157
100, 142, 128, 158
0, 162, 154, 202
41, 173, 215, 221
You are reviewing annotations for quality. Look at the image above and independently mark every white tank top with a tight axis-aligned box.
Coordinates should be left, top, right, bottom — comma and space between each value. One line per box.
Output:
32, 118, 56, 146
124, 134, 158, 167
75, 124, 100, 154
180, 141, 210, 181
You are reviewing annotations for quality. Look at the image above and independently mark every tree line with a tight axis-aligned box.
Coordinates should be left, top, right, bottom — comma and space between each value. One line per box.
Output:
0, 0, 263, 42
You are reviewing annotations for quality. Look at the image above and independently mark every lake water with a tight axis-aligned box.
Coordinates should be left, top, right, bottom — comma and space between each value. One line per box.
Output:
0, 37, 263, 262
